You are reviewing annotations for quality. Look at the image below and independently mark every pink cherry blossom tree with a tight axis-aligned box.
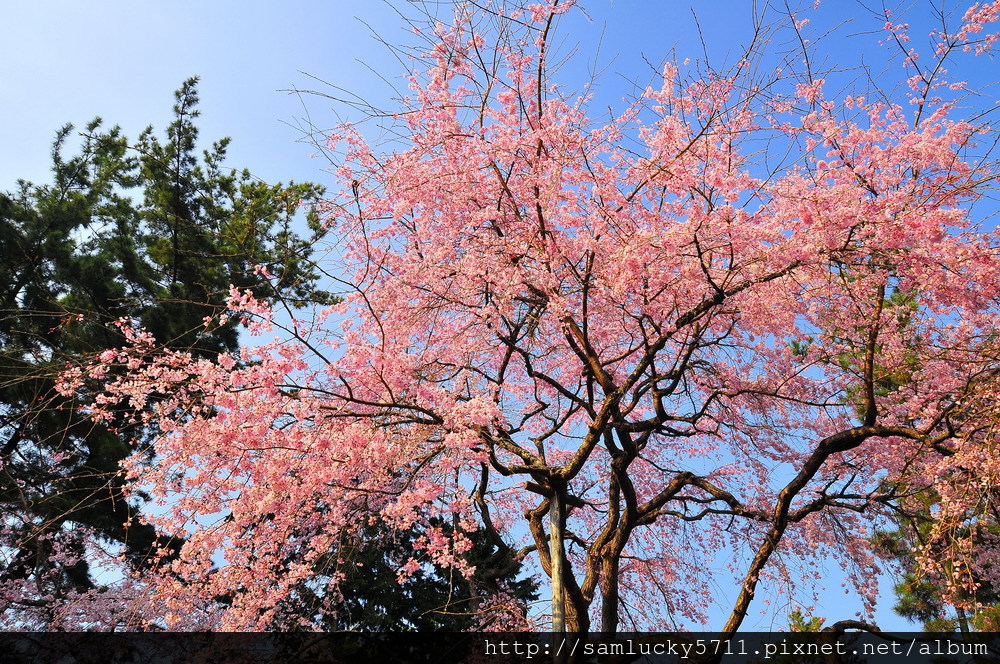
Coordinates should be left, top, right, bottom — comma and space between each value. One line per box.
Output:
57, 0, 1000, 633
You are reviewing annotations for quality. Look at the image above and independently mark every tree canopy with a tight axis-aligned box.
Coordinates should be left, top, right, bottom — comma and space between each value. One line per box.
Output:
43, 0, 1000, 633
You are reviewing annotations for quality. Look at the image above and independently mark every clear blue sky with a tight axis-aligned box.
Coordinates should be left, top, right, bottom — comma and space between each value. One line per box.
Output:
6, 0, 989, 632
5, 0, 948, 190
1, 0, 408, 188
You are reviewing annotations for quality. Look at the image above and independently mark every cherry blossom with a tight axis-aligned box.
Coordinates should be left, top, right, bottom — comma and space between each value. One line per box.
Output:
51, 0, 1000, 633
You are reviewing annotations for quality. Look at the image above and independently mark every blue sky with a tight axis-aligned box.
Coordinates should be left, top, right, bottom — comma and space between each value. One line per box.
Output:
1, 1, 404, 188
4, 0, 947, 190
6, 0, 993, 632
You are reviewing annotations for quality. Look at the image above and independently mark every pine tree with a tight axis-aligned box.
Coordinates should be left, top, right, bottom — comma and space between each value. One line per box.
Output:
875, 490, 1000, 633
0, 79, 329, 619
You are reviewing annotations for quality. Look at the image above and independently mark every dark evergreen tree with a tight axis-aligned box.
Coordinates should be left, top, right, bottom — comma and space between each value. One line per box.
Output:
0, 79, 329, 621
298, 519, 538, 631
874, 487, 1000, 633
131, 78, 330, 355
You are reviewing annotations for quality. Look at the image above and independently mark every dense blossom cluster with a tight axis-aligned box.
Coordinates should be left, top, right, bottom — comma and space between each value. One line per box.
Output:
43, 0, 1000, 632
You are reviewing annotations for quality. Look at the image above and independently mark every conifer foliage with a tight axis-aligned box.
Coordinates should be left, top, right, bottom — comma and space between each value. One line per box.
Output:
0, 79, 328, 628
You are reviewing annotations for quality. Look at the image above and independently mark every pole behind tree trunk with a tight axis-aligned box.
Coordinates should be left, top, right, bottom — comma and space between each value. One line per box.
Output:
550, 492, 565, 635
